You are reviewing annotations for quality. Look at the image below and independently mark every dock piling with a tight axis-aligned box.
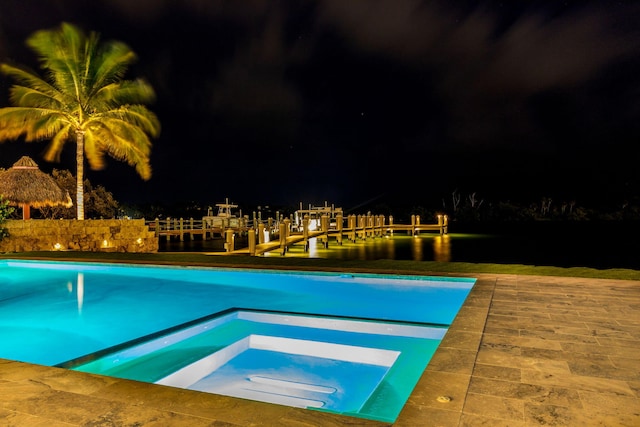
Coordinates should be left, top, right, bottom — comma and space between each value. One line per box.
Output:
321, 215, 329, 248
248, 228, 256, 256
224, 229, 234, 252
258, 223, 265, 244
302, 215, 309, 251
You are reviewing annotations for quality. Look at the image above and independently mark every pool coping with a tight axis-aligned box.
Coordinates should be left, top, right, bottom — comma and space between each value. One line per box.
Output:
1, 261, 638, 426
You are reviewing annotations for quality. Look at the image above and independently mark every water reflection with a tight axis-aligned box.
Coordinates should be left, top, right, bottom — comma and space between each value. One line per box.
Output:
358, 240, 367, 260
412, 237, 423, 261
258, 235, 455, 262
158, 223, 640, 269
308, 237, 319, 258
385, 236, 395, 260
66, 272, 85, 315
77, 272, 84, 315
433, 235, 451, 262
162, 234, 454, 262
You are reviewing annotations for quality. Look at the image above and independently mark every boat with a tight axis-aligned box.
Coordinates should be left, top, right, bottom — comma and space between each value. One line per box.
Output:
203, 198, 242, 228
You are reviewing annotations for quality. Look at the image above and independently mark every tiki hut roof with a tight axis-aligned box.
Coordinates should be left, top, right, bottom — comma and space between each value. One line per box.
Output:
0, 156, 73, 209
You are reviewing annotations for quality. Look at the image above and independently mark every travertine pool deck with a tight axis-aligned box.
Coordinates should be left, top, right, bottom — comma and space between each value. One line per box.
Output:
1, 272, 638, 426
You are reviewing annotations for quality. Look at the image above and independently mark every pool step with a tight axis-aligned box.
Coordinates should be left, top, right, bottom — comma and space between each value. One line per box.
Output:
157, 334, 399, 411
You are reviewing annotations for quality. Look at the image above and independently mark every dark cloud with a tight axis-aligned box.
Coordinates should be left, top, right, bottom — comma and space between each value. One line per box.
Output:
320, 1, 638, 86
210, 7, 301, 117
319, 1, 640, 147
100, 0, 272, 25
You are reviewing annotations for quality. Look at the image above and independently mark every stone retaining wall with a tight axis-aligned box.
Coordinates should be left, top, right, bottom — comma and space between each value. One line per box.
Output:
0, 219, 158, 253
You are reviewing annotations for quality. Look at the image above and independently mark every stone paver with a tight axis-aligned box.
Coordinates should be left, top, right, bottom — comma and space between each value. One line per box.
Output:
0, 272, 638, 426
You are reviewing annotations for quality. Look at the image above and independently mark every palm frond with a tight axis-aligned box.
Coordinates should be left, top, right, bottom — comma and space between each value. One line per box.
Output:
115, 134, 152, 180
0, 107, 71, 142
100, 105, 161, 137
85, 121, 152, 179
0, 112, 31, 140
0, 107, 47, 140
94, 79, 156, 107
89, 118, 152, 156
27, 113, 66, 141
81, 31, 101, 91
110, 120, 152, 154
27, 24, 85, 93
83, 131, 106, 170
91, 41, 137, 92
8, 85, 65, 109
42, 125, 72, 163
0, 64, 61, 99
43, 58, 84, 98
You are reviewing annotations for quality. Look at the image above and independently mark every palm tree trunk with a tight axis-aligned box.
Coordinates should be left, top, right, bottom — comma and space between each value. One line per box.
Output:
76, 131, 85, 220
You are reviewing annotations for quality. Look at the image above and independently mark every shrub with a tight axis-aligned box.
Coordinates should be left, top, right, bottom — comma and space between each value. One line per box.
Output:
0, 196, 15, 240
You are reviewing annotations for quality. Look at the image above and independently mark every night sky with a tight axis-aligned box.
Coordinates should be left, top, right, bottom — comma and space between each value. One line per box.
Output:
0, 0, 639, 212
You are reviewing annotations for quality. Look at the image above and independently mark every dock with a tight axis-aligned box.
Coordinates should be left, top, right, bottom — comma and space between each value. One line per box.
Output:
146, 217, 243, 241
215, 211, 447, 256
146, 202, 448, 256
146, 198, 250, 241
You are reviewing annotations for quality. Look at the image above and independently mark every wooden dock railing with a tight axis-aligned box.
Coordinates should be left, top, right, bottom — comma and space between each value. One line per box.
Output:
145, 216, 251, 241
217, 213, 448, 256
147, 213, 448, 256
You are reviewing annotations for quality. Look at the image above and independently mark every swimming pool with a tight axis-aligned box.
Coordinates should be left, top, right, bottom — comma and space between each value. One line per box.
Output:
0, 259, 475, 422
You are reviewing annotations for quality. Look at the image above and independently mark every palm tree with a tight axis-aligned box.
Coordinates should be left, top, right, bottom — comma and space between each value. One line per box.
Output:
0, 22, 160, 219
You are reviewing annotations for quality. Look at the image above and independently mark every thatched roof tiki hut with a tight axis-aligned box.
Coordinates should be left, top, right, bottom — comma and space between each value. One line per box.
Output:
0, 156, 73, 220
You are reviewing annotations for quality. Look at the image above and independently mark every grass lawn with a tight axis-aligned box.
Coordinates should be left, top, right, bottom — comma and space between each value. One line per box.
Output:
1, 251, 639, 281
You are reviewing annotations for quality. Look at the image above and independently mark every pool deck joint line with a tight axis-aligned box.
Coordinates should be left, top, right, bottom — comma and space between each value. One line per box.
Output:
0, 267, 638, 426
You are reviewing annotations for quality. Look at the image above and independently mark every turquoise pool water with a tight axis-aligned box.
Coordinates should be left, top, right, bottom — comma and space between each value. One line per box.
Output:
0, 259, 475, 422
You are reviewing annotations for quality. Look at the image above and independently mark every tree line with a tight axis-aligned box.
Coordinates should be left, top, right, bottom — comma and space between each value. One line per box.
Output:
405, 190, 640, 224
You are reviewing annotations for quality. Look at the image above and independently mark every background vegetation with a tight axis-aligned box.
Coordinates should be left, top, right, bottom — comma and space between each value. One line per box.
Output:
0, 196, 14, 240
